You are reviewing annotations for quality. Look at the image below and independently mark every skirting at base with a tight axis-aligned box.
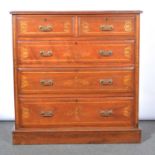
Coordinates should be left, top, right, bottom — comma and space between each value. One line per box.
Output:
13, 127, 141, 144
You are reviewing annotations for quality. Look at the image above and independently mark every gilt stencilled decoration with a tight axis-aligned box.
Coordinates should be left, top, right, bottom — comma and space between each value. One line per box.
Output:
74, 106, 81, 120
124, 20, 132, 32
64, 76, 90, 88
21, 76, 29, 89
64, 22, 71, 32
63, 79, 73, 87
62, 51, 72, 58
19, 21, 27, 33
82, 22, 89, 32
123, 106, 130, 117
21, 47, 29, 60
65, 104, 81, 121
79, 51, 91, 58
63, 76, 78, 88
123, 75, 132, 89
124, 46, 131, 58
22, 107, 29, 119
78, 79, 90, 86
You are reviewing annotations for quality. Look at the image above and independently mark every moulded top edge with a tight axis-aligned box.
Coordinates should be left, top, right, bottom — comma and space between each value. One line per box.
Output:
10, 10, 143, 15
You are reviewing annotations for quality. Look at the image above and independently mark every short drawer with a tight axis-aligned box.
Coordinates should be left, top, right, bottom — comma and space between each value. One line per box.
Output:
18, 70, 134, 95
17, 40, 134, 67
16, 15, 75, 37
19, 97, 133, 127
78, 16, 135, 36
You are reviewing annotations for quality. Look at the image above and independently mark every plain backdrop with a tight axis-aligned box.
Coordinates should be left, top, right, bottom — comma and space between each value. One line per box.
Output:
0, 0, 155, 120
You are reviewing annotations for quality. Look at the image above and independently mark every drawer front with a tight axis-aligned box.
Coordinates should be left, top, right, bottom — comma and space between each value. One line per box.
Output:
16, 15, 75, 37
19, 98, 133, 127
18, 70, 134, 95
17, 41, 134, 66
79, 16, 135, 36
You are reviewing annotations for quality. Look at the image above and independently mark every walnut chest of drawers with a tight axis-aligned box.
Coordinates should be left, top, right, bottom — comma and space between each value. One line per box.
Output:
11, 11, 142, 144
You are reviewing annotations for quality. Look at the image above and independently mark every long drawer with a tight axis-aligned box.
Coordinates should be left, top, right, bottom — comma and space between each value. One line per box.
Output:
18, 70, 134, 95
16, 15, 75, 37
19, 97, 133, 127
17, 40, 134, 67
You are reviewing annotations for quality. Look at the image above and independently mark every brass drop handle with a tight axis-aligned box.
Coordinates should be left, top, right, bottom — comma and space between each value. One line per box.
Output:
99, 50, 112, 56
100, 79, 113, 85
40, 79, 53, 86
40, 51, 53, 57
100, 25, 113, 31
40, 111, 54, 117
100, 110, 113, 117
39, 25, 53, 32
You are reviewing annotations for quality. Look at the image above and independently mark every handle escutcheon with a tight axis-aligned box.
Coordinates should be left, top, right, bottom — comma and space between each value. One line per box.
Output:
100, 110, 113, 117
100, 25, 113, 31
40, 111, 54, 117
100, 79, 113, 85
39, 25, 53, 32
99, 50, 112, 56
40, 51, 53, 57
40, 79, 53, 86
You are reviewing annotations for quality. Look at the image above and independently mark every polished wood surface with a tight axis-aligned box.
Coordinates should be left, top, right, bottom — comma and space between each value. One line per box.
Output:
78, 16, 135, 36
18, 70, 134, 94
16, 15, 75, 37
13, 128, 141, 144
17, 40, 134, 67
11, 11, 141, 144
19, 97, 133, 128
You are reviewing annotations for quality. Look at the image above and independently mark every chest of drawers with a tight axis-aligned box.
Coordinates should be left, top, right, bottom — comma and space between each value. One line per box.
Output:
11, 11, 142, 144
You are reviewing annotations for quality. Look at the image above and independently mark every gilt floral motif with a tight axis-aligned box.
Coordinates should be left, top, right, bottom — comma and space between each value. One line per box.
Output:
82, 22, 89, 32
21, 47, 29, 60
64, 22, 71, 32
19, 21, 27, 33
123, 75, 132, 89
22, 107, 29, 119
123, 106, 130, 117
21, 76, 29, 89
124, 20, 132, 32
124, 46, 131, 58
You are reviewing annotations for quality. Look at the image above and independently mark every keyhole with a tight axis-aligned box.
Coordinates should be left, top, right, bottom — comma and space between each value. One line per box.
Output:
105, 17, 108, 21
43, 18, 47, 22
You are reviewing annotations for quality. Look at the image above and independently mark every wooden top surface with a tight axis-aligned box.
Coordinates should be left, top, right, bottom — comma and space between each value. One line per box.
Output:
10, 10, 142, 15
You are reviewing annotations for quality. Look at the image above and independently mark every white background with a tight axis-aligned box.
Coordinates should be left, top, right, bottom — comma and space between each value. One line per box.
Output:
0, 0, 155, 120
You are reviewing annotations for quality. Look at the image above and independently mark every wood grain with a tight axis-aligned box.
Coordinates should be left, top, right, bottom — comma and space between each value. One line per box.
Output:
13, 128, 141, 144
18, 70, 134, 95
19, 97, 134, 128
17, 40, 134, 67
11, 11, 142, 144
78, 16, 135, 36
16, 15, 75, 37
